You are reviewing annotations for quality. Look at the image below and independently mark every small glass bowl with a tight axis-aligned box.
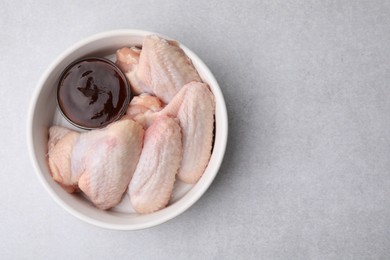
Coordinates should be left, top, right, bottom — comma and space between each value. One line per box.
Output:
56, 57, 131, 130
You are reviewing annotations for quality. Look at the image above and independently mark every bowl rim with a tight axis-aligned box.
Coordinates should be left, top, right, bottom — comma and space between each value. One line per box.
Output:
27, 29, 228, 230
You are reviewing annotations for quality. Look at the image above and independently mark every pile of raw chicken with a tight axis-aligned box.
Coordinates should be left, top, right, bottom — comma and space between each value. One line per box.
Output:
47, 35, 215, 213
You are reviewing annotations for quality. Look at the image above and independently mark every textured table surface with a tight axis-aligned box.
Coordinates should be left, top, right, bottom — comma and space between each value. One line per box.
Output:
1, 1, 390, 259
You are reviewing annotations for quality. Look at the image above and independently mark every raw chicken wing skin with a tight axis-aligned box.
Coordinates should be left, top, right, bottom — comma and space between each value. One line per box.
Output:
124, 93, 162, 119
116, 35, 202, 103
129, 116, 182, 213
48, 126, 74, 153
162, 82, 215, 183
115, 46, 143, 94
47, 126, 80, 193
123, 93, 163, 128
72, 119, 144, 210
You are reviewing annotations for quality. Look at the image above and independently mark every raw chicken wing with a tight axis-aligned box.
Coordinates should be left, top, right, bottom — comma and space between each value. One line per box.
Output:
129, 116, 182, 213
72, 119, 144, 210
162, 82, 215, 183
116, 35, 202, 103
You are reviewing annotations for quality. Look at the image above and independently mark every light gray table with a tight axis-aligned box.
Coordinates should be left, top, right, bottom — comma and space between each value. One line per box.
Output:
1, 1, 390, 259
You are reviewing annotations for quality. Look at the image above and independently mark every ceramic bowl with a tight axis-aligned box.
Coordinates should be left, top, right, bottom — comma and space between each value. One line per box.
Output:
27, 29, 228, 230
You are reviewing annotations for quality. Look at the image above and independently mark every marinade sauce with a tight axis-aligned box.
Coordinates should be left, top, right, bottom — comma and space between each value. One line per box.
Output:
57, 57, 130, 129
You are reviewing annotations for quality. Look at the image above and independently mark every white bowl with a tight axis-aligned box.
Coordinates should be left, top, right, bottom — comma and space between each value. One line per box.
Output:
27, 29, 228, 230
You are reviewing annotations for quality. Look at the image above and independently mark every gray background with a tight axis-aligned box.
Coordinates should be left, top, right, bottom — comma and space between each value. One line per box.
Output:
1, 0, 390, 259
